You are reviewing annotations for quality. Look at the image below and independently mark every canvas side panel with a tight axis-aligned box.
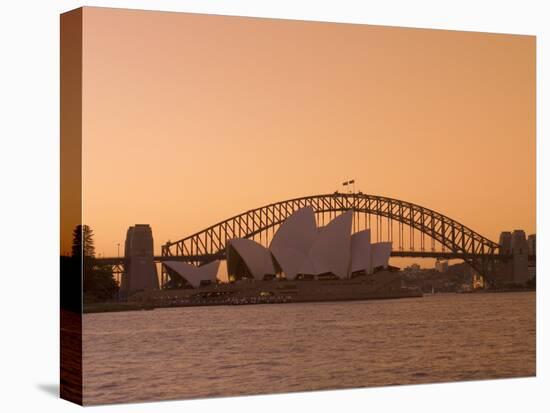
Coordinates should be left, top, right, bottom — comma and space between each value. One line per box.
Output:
60, 7, 83, 406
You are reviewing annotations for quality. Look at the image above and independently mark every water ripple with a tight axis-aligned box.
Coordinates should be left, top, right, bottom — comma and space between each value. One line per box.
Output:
82, 292, 535, 405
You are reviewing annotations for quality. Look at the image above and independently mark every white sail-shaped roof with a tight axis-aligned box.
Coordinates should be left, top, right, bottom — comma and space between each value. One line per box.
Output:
371, 242, 392, 269
302, 210, 353, 279
271, 247, 310, 280
351, 229, 372, 274
270, 206, 317, 252
270, 206, 318, 280
164, 260, 220, 288
227, 238, 276, 280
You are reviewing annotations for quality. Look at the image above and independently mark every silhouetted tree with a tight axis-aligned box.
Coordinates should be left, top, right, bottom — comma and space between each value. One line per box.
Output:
70, 224, 118, 302
84, 262, 119, 302
71, 224, 95, 259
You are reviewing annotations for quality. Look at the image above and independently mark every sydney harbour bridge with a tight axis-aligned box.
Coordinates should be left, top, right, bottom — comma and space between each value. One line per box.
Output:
96, 192, 530, 287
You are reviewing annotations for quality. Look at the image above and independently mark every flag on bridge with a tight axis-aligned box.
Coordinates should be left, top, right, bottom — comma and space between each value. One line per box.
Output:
349, 179, 355, 184
342, 181, 349, 186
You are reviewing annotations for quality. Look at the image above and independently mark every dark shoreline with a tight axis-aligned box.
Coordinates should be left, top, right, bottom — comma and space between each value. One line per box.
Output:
84, 293, 421, 314
83, 289, 535, 314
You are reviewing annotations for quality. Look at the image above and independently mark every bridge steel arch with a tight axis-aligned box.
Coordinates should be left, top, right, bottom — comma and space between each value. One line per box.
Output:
161, 193, 503, 282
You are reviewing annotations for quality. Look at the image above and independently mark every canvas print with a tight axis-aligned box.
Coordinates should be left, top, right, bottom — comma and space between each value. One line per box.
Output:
60, 7, 536, 405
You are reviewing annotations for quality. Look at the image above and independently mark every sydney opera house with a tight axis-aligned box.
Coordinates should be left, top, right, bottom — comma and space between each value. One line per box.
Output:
164, 207, 392, 288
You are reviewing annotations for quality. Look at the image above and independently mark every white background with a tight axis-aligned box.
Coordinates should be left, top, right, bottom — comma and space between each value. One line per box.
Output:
0, 0, 548, 411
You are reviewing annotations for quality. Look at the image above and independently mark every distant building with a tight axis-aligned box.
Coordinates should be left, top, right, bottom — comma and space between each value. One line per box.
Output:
406, 263, 421, 273
471, 267, 485, 289
527, 234, 536, 281
511, 230, 529, 284
527, 234, 536, 256
435, 260, 449, 273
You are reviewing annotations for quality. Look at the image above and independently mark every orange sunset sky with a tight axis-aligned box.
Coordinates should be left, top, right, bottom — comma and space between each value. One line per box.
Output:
73, 7, 535, 263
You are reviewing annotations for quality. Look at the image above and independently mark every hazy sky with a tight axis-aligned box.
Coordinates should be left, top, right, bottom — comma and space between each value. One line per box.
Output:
76, 7, 535, 262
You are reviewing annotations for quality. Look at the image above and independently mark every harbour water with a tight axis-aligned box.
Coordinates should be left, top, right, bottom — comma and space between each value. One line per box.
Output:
82, 292, 535, 405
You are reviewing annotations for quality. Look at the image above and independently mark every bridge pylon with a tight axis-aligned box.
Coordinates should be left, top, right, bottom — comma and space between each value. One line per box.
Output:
120, 224, 159, 298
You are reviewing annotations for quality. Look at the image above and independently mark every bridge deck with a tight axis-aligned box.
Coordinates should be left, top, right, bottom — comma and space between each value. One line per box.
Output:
95, 251, 520, 266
